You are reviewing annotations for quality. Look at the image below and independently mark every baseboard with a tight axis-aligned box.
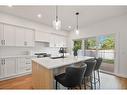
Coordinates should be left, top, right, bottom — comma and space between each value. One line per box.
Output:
100, 70, 127, 79
114, 73, 127, 79
0, 72, 32, 81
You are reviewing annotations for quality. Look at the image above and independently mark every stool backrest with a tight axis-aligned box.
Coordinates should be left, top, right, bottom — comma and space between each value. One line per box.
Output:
84, 60, 96, 77
94, 58, 103, 70
65, 64, 87, 87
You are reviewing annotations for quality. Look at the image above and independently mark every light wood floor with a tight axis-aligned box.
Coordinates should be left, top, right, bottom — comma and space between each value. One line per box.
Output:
0, 73, 127, 89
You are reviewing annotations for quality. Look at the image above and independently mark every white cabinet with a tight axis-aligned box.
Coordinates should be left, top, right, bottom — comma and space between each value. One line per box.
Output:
0, 57, 32, 80
49, 34, 67, 47
4, 25, 16, 46
16, 27, 34, 47
0, 24, 16, 46
25, 29, 34, 47
0, 58, 16, 79
4, 58, 16, 77
35, 31, 50, 42
15, 27, 25, 46
0, 59, 4, 78
0, 23, 4, 46
16, 57, 32, 74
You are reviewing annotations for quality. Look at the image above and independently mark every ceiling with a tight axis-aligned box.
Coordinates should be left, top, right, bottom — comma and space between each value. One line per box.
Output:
0, 6, 127, 31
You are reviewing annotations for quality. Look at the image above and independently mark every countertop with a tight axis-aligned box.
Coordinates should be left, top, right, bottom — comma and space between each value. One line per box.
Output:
32, 56, 93, 69
0, 55, 37, 58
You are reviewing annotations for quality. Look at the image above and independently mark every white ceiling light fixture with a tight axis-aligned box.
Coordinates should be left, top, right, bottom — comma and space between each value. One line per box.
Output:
75, 12, 79, 35
8, 4, 13, 7
37, 14, 42, 18
68, 26, 71, 29
52, 6, 61, 30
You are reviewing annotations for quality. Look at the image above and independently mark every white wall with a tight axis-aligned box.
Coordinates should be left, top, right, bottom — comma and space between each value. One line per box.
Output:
68, 14, 127, 78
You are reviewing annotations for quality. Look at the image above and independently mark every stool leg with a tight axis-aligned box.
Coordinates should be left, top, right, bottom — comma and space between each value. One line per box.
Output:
84, 78, 86, 89
98, 70, 100, 88
94, 71, 96, 89
90, 75, 93, 89
79, 85, 81, 89
56, 81, 58, 89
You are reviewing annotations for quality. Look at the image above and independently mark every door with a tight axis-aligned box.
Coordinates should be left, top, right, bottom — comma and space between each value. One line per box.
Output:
15, 27, 25, 46
0, 23, 4, 46
4, 58, 16, 77
98, 34, 115, 73
4, 24, 16, 46
25, 29, 34, 47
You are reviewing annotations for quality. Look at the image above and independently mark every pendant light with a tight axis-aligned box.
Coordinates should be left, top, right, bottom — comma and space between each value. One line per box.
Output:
75, 12, 79, 35
53, 6, 61, 30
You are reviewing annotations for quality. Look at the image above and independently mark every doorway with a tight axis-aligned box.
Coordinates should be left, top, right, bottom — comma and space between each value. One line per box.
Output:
84, 34, 115, 73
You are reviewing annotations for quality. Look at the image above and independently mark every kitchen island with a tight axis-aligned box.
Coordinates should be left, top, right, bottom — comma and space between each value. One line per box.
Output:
32, 56, 93, 89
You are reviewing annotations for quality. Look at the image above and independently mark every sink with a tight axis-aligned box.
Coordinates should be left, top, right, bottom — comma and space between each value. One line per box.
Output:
50, 56, 66, 59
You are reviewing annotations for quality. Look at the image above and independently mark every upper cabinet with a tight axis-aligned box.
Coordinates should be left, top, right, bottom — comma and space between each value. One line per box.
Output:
0, 23, 35, 47
4, 25, 16, 46
16, 27, 34, 47
0, 23, 4, 46
0, 24, 15, 46
35, 31, 50, 42
15, 27, 25, 46
25, 29, 34, 47
49, 34, 67, 47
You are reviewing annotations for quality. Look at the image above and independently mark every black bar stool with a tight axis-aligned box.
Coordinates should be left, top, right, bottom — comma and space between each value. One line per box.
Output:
93, 58, 103, 89
54, 64, 87, 89
82, 59, 96, 89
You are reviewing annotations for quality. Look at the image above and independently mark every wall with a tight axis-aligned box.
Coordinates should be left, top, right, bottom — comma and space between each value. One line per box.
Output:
68, 14, 127, 78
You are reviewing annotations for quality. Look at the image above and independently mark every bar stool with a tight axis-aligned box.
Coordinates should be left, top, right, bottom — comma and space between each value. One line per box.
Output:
82, 60, 96, 89
93, 58, 103, 89
54, 64, 87, 89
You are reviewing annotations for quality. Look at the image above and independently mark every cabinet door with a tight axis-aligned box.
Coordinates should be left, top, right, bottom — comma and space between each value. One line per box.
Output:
35, 31, 50, 42
4, 25, 16, 46
16, 57, 26, 74
15, 27, 25, 46
0, 59, 4, 78
0, 24, 4, 46
49, 35, 55, 47
4, 58, 16, 77
25, 29, 34, 47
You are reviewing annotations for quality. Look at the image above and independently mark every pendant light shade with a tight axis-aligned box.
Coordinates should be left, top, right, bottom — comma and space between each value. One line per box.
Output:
53, 6, 61, 30
75, 12, 79, 35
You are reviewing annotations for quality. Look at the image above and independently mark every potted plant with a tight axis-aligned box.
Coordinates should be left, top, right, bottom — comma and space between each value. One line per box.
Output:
73, 44, 80, 56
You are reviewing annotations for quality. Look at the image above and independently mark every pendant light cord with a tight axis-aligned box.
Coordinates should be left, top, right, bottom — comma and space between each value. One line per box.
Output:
76, 12, 79, 30
56, 6, 58, 22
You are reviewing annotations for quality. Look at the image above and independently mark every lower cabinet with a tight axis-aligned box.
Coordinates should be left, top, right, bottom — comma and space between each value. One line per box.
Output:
16, 57, 32, 74
0, 57, 32, 80
0, 58, 16, 79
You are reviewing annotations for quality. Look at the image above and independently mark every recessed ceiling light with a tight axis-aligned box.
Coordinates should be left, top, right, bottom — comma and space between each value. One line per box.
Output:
68, 26, 71, 29
37, 14, 42, 18
8, 4, 13, 7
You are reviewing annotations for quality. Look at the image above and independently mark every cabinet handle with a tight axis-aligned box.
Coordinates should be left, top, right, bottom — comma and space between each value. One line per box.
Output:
26, 63, 30, 64
26, 42, 27, 46
26, 68, 31, 71
4, 40, 5, 45
1, 59, 3, 65
4, 59, 5, 64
